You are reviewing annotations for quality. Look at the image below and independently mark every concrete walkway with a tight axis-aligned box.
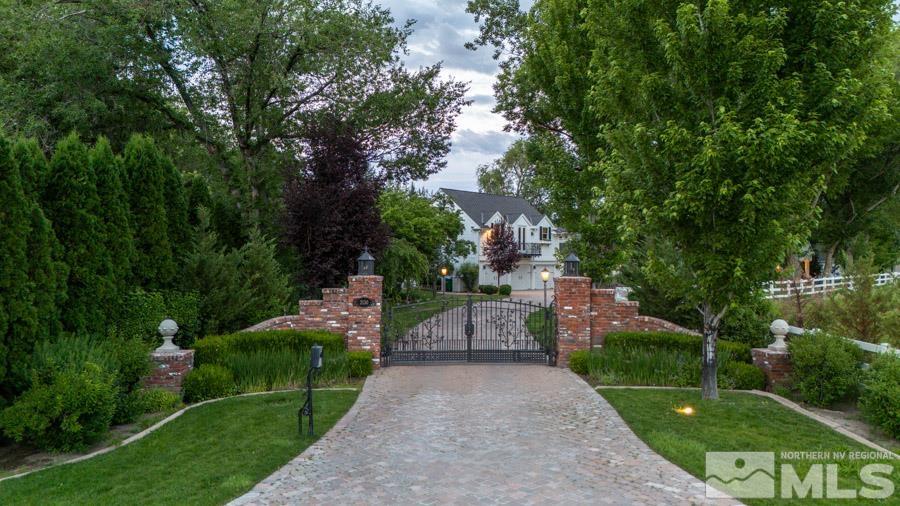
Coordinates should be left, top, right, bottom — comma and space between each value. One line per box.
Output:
232, 366, 737, 505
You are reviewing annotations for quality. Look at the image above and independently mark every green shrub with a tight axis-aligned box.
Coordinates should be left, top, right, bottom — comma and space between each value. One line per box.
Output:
113, 289, 201, 348
604, 331, 751, 363
348, 351, 374, 378
568, 350, 592, 375
498, 284, 512, 296
479, 285, 498, 295
458, 262, 479, 292
858, 354, 900, 438
182, 365, 235, 403
718, 362, 766, 390
567, 347, 705, 387
221, 349, 352, 392
789, 332, 863, 407
719, 297, 777, 348
30, 336, 152, 424
0, 364, 117, 451
136, 388, 182, 414
194, 330, 345, 367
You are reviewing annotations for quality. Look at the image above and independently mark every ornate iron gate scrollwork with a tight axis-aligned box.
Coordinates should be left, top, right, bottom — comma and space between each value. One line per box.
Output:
381, 295, 557, 365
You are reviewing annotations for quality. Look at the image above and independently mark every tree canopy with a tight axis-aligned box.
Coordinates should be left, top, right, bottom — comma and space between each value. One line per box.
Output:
469, 0, 897, 398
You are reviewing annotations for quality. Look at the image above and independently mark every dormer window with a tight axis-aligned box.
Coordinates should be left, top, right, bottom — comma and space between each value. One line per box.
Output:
539, 226, 551, 241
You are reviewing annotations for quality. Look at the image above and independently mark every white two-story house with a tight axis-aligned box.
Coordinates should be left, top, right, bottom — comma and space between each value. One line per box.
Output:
442, 188, 567, 291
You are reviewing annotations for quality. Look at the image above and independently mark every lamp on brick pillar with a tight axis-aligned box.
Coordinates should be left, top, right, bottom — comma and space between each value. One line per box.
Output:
563, 253, 580, 277
357, 247, 375, 275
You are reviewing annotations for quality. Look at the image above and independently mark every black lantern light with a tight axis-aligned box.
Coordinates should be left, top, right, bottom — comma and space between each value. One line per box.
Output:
563, 252, 580, 277
357, 247, 375, 276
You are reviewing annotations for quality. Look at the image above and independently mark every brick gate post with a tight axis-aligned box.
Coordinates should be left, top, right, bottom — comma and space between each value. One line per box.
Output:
347, 275, 383, 367
554, 276, 592, 367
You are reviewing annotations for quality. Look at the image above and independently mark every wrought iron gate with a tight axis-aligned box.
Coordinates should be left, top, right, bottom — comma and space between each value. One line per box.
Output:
381, 296, 557, 366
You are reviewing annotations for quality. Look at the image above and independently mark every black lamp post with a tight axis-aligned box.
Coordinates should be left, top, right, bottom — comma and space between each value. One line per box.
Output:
563, 253, 580, 277
299, 345, 324, 436
440, 266, 448, 294
357, 248, 375, 275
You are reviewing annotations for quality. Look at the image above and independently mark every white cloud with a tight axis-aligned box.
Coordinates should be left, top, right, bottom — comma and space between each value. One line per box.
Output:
380, 0, 513, 191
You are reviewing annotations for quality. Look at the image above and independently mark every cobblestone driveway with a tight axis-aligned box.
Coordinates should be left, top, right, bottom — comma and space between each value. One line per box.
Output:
232, 366, 738, 505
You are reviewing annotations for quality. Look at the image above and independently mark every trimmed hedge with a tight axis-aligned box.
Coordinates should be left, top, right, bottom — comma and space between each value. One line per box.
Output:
498, 284, 512, 296
719, 362, 766, 390
194, 330, 345, 367
182, 365, 236, 403
604, 331, 752, 363
479, 284, 498, 295
789, 332, 863, 407
859, 354, 900, 438
348, 351, 374, 378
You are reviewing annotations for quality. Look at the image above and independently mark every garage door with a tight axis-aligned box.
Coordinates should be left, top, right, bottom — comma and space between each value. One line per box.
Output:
509, 265, 532, 290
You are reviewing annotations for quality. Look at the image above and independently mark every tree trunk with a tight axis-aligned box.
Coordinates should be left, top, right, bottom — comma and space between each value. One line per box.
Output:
700, 302, 724, 400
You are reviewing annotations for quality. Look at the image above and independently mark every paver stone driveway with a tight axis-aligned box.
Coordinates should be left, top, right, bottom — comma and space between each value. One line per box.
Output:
232, 365, 739, 505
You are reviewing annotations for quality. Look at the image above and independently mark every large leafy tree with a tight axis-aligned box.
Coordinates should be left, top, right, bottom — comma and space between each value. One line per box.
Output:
0, 0, 468, 229
476, 139, 547, 210
378, 188, 473, 270
282, 122, 390, 292
470, 0, 896, 399
42, 134, 113, 335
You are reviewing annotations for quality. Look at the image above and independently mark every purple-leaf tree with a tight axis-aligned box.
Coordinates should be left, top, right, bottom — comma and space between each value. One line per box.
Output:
483, 221, 520, 287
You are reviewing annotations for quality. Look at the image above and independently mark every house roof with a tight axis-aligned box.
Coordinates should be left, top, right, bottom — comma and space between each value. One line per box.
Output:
441, 188, 547, 226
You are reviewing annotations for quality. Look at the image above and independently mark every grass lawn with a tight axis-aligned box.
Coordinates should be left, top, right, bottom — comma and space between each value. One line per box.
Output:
599, 388, 898, 505
0, 390, 358, 505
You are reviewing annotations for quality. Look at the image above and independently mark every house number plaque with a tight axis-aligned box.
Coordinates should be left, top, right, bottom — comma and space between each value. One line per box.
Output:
353, 297, 374, 307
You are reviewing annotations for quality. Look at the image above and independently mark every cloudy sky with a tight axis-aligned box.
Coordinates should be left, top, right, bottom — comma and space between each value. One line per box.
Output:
380, 0, 520, 192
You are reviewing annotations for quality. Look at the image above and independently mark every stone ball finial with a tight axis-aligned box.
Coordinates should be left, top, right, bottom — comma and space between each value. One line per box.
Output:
769, 319, 789, 351
155, 319, 181, 352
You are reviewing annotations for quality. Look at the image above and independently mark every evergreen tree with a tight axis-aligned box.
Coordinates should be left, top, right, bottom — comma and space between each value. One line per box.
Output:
0, 135, 36, 399
12, 138, 48, 199
238, 228, 291, 326
162, 156, 192, 262
42, 133, 112, 334
123, 134, 173, 289
90, 137, 135, 306
184, 173, 212, 228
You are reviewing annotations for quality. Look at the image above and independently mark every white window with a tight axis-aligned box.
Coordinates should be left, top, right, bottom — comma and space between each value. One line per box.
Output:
539, 227, 551, 241
518, 227, 526, 246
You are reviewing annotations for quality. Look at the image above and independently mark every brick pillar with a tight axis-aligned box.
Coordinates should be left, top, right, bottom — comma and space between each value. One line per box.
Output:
145, 350, 194, 393
554, 276, 592, 367
347, 275, 383, 367
751, 348, 792, 391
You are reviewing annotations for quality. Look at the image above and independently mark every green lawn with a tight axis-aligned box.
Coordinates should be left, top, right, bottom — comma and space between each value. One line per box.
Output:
599, 388, 898, 505
0, 390, 358, 505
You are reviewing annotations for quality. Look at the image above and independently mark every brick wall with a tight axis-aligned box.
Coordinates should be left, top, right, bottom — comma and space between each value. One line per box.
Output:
241, 277, 382, 367
555, 278, 698, 367
555, 277, 592, 367
144, 350, 194, 393
346, 275, 382, 362
751, 348, 792, 391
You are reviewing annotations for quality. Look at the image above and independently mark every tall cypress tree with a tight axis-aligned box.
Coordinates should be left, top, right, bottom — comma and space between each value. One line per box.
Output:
43, 133, 112, 334
162, 156, 192, 262
185, 173, 213, 228
12, 138, 49, 200
123, 134, 173, 289
91, 137, 135, 307
0, 135, 35, 399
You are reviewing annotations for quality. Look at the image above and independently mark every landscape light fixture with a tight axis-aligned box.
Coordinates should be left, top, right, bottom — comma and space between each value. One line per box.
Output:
299, 345, 324, 436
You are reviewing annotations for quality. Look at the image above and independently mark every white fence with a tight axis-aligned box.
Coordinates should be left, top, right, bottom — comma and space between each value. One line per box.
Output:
783, 324, 899, 357
763, 272, 900, 299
